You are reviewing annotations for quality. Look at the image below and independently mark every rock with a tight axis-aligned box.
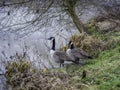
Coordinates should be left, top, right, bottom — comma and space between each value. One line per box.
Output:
96, 20, 119, 32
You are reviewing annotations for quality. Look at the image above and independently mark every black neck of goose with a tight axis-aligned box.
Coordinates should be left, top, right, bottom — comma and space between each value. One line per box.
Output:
52, 39, 55, 50
70, 44, 75, 49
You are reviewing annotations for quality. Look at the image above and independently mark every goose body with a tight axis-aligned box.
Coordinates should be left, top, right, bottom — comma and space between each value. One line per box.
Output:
66, 41, 92, 64
48, 37, 74, 67
67, 48, 92, 59
50, 50, 64, 66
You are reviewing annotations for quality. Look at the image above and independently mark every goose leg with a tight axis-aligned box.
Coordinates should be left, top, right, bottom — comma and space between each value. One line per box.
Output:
62, 63, 64, 67
72, 59, 79, 64
60, 63, 64, 67
75, 58, 79, 64
60, 63, 62, 67
60, 63, 63, 67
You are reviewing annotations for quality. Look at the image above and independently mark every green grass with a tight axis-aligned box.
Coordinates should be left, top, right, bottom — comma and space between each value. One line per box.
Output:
59, 31, 120, 90
64, 44, 120, 90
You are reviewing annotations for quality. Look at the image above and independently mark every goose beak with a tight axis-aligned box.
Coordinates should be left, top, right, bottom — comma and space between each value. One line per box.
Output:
47, 38, 52, 43
47, 37, 54, 40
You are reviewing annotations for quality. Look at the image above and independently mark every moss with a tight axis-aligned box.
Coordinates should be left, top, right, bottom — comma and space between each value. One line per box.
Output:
85, 19, 100, 35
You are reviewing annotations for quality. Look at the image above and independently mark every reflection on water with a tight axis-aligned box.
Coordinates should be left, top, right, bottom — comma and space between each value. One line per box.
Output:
0, 75, 8, 90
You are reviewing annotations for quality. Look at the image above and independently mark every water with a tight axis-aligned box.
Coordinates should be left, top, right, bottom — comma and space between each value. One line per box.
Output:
0, 75, 7, 90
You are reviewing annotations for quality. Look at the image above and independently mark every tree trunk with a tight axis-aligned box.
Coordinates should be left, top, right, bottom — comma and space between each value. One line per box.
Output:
68, 9, 85, 33
64, 0, 90, 34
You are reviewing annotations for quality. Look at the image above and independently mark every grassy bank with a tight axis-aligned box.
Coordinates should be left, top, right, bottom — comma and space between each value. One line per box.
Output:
64, 32, 120, 90
65, 45, 120, 90
6, 32, 120, 90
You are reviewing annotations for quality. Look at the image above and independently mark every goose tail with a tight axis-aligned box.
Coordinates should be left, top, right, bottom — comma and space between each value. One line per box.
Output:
88, 56, 93, 59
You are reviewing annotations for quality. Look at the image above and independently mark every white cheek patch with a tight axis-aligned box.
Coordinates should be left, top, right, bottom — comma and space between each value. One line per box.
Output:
51, 38, 55, 41
71, 42, 73, 45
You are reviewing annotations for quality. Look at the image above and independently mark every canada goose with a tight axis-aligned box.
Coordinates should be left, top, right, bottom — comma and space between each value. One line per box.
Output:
66, 41, 92, 64
48, 37, 74, 67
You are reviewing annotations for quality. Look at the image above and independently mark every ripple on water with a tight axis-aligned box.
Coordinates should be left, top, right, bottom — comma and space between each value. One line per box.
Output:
0, 75, 8, 90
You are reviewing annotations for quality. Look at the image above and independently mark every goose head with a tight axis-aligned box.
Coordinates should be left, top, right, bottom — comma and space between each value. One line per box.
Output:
48, 37, 55, 41
68, 41, 72, 46
48, 37, 55, 50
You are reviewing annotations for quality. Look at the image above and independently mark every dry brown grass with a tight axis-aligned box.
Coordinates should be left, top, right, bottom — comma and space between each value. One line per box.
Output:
6, 60, 79, 90
61, 33, 120, 57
